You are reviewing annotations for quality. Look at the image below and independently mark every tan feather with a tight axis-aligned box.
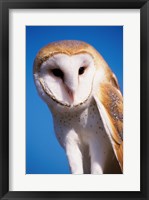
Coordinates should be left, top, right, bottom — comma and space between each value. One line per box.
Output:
33, 40, 108, 73
94, 82, 123, 172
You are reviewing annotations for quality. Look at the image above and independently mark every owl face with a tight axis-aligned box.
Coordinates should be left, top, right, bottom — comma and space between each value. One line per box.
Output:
34, 53, 96, 110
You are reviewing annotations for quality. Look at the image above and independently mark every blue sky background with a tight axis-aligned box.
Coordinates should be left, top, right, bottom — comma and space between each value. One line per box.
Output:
26, 26, 123, 174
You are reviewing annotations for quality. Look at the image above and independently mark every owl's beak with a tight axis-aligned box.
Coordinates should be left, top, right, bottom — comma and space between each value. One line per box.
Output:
64, 75, 78, 103
64, 85, 74, 102
67, 88, 74, 102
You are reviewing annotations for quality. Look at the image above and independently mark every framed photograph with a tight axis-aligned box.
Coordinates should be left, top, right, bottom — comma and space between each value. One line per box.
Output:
0, 0, 148, 199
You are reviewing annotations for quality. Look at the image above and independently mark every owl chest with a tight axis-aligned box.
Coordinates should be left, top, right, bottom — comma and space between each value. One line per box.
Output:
53, 102, 108, 147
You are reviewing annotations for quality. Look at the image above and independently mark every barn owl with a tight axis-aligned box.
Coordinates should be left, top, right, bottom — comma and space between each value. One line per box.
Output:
33, 40, 123, 174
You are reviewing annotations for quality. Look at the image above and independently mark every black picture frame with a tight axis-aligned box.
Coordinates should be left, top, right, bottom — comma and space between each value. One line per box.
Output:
0, 0, 148, 199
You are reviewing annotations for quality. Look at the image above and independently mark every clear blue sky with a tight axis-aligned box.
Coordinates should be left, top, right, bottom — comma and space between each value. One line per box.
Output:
26, 26, 123, 174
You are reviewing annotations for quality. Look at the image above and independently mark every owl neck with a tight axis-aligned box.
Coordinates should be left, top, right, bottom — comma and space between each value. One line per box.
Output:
48, 96, 94, 115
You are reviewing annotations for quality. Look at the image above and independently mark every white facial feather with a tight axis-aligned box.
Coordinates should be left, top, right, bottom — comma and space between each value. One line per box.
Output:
34, 53, 96, 109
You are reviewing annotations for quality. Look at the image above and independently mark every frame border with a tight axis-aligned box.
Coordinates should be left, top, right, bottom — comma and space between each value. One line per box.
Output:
0, 0, 149, 199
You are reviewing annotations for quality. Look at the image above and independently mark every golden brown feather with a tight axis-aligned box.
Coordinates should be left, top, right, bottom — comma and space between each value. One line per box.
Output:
96, 82, 123, 172
33, 40, 108, 73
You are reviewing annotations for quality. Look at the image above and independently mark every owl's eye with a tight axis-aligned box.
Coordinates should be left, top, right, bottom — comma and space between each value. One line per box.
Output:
79, 66, 86, 75
51, 69, 64, 79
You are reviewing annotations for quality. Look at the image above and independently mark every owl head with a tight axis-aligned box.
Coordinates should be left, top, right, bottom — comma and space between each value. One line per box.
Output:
33, 40, 116, 112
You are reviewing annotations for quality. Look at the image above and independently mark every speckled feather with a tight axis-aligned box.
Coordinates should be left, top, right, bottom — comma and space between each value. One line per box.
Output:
95, 82, 123, 171
52, 99, 121, 174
